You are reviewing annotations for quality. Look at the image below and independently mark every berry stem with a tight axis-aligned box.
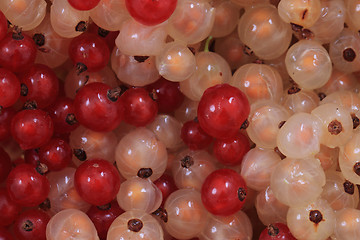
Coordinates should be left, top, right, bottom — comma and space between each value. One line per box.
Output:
204, 36, 213, 53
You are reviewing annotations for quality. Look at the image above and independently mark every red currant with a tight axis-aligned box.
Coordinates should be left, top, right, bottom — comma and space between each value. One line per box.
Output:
121, 87, 158, 127
46, 97, 79, 134
0, 68, 20, 108
67, 0, 101, 11
201, 168, 247, 216
39, 138, 72, 171
74, 159, 121, 206
125, 0, 178, 26
69, 32, 110, 73
6, 164, 50, 207
0, 147, 11, 183
0, 187, 21, 226
13, 209, 50, 240
87, 23, 119, 51
0, 107, 16, 141
213, 131, 250, 166
74, 82, 123, 132
197, 84, 250, 139
181, 119, 213, 150
259, 223, 296, 240
154, 173, 178, 205
11, 109, 54, 150
24, 149, 40, 167
146, 77, 184, 113
19, 64, 59, 109
86, 200, 124, 240
0, 32, 37, 73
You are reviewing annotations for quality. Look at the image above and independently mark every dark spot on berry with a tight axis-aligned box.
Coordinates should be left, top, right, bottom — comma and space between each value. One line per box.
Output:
33, 33, 45, 47
134, 56, 149, 63
149, 89, 158, 101
75, 21, 87, 32
76, 62, 88, 75
267, 224, 279, 236
22, 220, 34, 232
344, 180, 355, 195
219, 72, 223, 76
35, 162, 48, 175
65, 113, 78, 126
353, 162, 360, 176
12, 26, 24, 40
127, 219, 143, 232
152, 207, 168, 223
309, 210, 323, 225
74, 148, 87, 161
343, 48, 356, 62
328, 120, 343, 135
181, 155, 194, 168
137, 168, 153, 178
237, 187, 246, 201
23, 100, 37, 110
107, 86, 126, 102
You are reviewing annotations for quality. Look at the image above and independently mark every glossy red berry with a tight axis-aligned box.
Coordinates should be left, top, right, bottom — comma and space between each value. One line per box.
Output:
125, 0, 178, 26
201, 168, 247, 216
46, 97, 79, 134
74, 82, 123, 132
0, 187, 21, 227
11, 109, 54, 150
121, 87, 158, 127
74, 159, 121, 206
146, 77, 184, 113
87, 23, 119, 51
39, 138, 72, 171
0, 107, 16, 141
6, 164, 50, 207
0, 11, 7, 42
259, 223, 296, 240
19, 64, 59, 109
0, 32, 37, 73
181, 119, 213, 150
0, 68, 20, 108
68, 0, 101, 10
69, 33, 110, 73
154, 173, 178, 205
86, 200, 124, 240
13, 209, 50, 240
0, 147, 11, 183
197, 84, 250, 139
213, 132, 250, 166
0, 226, 14, 240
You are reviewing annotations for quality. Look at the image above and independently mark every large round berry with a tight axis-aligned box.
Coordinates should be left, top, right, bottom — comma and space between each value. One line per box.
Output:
74, 159, 121, 206
201, 168, 247, 216
197, 84, 250, 139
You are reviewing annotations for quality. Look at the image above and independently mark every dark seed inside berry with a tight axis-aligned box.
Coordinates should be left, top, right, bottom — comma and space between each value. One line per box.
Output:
73, 148, 87, 161
137, 168, 153, 178
181, 155, 194, 168
152, 207, 168, 223
353, 162, 360, 176
267, 224, 279, 236
134, 56, 149, 63
237, 187, 246, 201
344, 180, 355, 195
22, 220, 34, 232
309, 210, 323, 224
343, 48, 356, 62
127, 219, 143, 232
328, 120, 342, 135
